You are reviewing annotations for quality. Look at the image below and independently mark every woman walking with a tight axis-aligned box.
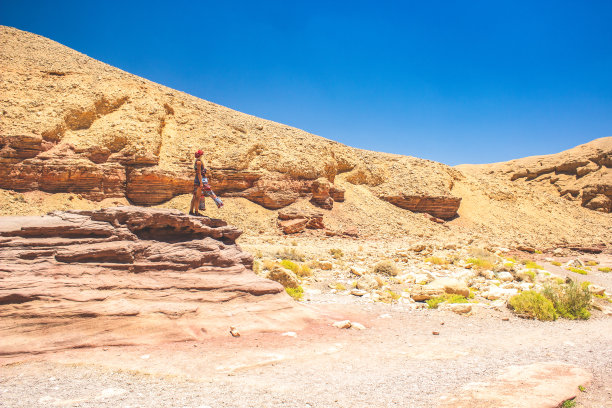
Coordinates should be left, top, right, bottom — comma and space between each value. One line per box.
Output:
189, 149, 223, 216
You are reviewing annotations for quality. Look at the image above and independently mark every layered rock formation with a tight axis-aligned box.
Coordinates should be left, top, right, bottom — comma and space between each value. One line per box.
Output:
0, 207, 315, 355
458, 137, 612, 213
0, 26, 461, 219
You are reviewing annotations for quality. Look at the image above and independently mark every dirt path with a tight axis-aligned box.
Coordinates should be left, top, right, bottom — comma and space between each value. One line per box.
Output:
2, 303, 611, 408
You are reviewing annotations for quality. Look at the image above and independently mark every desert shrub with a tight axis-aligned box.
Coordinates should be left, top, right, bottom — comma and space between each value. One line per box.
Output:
281, 259, 299, 272
561, 398, 576, 408
598, 267, 611, 273
568, 267, 588, 275
297, 264, 313, 277
277, 247, 304, 262
466, 258, 494, 270
262, 259, 278, 271
551, 261, 562, 266
521, 270, 536, 282
508, 291, 557, 321
333, 282, 347, 291
585, 261, 598, 266
535, 250, 543, 254
329, 248, 344, 259
286, 286, 304, 300
427, 294, 468, 309
505, 257, 518, 263
554, 277, 565, 285
373, 260, 399, 276
524, 261, 543, 270
542, 280, 591, 320
468, 288, 477, 299
424, 256, 448, 265
384, 289, 401, 302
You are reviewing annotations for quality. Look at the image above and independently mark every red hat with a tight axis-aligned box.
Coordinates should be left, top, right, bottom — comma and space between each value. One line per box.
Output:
195, 149, 203, 157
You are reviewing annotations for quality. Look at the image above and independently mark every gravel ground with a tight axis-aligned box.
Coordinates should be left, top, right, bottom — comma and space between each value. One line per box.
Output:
2, 304, 611, 408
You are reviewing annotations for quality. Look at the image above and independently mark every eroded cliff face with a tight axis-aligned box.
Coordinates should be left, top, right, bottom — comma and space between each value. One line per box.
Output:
457, 137, 612, 213
0, 207, 316, 355
0, 25, 461, 219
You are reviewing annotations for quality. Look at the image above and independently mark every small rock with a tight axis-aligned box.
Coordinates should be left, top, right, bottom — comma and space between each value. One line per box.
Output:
351, 322, 366, 330
588, 284, 605, 296
281, 331, 297, 337
266, 265, 300, 288
350, 266, 366, 276
432, 331, 440, 335
497, 272, 514, 282
319, 261, 333, 270
449, 303, 472, 314
426, 277, 470, 297
332, 320, 352, 329
351, 289, 367, 296
229, 326, 240, 337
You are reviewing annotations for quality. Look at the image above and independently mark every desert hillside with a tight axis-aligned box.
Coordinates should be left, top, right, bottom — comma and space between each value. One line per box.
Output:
1, 25, 610, 248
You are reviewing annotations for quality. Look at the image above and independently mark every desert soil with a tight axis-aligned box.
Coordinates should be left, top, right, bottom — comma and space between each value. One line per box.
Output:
1, 302, 611, 408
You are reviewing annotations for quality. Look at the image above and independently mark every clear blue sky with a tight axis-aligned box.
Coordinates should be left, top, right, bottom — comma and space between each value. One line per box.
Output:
2, 1, 611, 165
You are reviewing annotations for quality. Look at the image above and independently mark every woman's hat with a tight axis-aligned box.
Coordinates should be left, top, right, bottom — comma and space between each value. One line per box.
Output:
195, 149, 203, 157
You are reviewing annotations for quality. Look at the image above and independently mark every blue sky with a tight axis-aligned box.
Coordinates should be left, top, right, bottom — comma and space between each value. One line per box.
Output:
2, 1, 611, 165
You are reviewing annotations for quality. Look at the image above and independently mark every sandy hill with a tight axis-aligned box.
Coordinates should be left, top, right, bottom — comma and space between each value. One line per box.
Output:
1, 25, 610, 249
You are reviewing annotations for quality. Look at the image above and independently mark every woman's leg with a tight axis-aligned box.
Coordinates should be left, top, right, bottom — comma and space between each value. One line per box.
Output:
190, 186, 202, 213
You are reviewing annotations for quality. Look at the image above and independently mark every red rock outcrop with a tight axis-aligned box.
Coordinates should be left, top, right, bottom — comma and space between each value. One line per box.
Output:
379, 195, 462, 220
277, 208, 325, 234
0, 207, 316, 355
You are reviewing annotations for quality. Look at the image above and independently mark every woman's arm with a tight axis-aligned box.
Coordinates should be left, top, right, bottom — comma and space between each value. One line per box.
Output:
197, 161, 203, 185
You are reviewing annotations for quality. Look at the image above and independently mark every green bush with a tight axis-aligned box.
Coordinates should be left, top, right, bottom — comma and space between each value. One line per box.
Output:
508, 291, 557, 321
427, 294, 468, 309
551, 261, 562, 266
524, 261, 543, 270
542, 280, 591, 320
598, 267, 611, 273
281, 259, 298, 272
568, 267, 588, 275
286, 286, 304, 300
424, 256, 448, 265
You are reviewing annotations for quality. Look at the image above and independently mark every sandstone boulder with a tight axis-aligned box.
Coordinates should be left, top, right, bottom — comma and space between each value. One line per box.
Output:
0, 206, 315, 355
426, 278, 470, 298
265, 265, 300, 289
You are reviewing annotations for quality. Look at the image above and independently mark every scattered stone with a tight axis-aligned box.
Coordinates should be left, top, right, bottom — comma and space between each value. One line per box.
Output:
587, 284, 605, 296
332, 320, 352, 329
426, 277, 470, 298
497, 271, 514, 282
432, 331, 440, 335
281, 332, 297, 337
449, 304, 472, 314
483, 286, 518, 300
350, 266, 367, 276
318, 261, 333, 270
502, 317, 510, 321
351, 322, 366, 330
351, 289, 367, 296
356, 275, 379, 291
517, 245, 536, 253
229, 326, 240, 337
410, 287, 445, 301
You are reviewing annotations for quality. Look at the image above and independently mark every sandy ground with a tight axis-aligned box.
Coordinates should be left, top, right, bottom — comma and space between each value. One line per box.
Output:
1, 302, 611, 408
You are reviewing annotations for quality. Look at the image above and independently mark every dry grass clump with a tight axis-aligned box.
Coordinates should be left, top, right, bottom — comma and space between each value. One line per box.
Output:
598, 267, 611, 273
466, 258, 495, 270
424, 256, 448, 265
551, 261, 562, 266
280, 259, 313, 277
567, 267, 588, 275
524, 261, 543, 270
372, 260, 399, 276
329, 248, 344, 259
276, 247, 305, 262
585, 261, 598, 266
